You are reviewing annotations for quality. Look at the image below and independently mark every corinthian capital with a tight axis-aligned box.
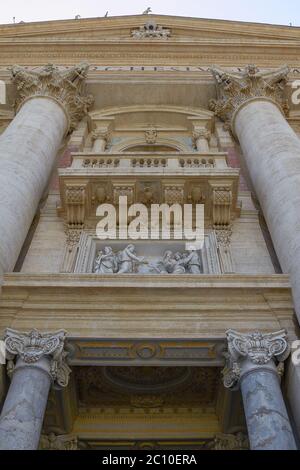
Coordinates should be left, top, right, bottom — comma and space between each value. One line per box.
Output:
11, 63, 94, 132
39, 433, 77, 450
223, 329, 290, 389
4, 328, 71, 388
210, 65, 290, 124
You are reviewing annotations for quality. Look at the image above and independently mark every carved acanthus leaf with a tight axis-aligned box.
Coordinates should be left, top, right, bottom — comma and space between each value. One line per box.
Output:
227, 329, 290, 365
4, 329, 70, 388
210, 65, 290, 124
11, 63, 94, 132
223, 329, 290, 389
40, 433, 77, 450
215, 227, 232, 247
91, 129, 109, 142
210, 433, 249, 450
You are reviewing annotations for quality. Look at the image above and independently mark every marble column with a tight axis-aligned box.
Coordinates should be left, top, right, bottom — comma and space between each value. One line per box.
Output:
0, 329, 70, 450
0, 64, 93, 276
210, 65, 300, 325
223, 329, 297, 450
192, 127, 210, 152
92, 129, 108, 152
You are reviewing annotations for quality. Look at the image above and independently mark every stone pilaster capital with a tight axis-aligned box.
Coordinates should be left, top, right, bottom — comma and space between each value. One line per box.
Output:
11, 63, 94, 133
209, 64, 290, 127
4, 328, 71, 388
223, 329, 290, 389
192, 128, 211, 141
91, 128, 109, 142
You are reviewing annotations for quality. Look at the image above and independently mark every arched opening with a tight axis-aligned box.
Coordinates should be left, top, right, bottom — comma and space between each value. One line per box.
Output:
122, 144, 180, 153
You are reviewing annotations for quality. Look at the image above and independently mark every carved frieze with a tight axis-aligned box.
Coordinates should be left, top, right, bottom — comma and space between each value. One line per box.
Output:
93, 245, 203, 275
11, 63, 93, 132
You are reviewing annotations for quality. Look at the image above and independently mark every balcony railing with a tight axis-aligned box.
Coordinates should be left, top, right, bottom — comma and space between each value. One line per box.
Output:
68, 152, 230, 173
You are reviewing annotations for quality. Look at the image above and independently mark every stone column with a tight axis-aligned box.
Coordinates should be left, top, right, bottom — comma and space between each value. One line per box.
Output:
192, 127, 211, 152
210, 65, 300, 325
0, 329, 70, 450
91, 129, 108, 152
0, 64, 93, 276
223, 329, 297, 450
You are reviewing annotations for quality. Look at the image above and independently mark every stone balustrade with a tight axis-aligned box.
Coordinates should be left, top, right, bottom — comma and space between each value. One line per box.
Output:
69, 152, 229, 172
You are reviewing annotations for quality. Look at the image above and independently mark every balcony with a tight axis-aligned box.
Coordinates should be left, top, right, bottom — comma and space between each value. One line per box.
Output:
58, 151, 240, 229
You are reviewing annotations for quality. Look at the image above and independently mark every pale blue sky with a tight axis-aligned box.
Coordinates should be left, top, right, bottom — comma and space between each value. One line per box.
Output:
0, 0, 300, 27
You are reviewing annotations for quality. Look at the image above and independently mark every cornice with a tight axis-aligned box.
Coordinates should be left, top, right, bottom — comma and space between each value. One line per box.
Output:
0, 14, 299, 41
0, 53, 299, 68
1, 273, 291, 289
0, 273, 294, 343
0, 15, 299, 67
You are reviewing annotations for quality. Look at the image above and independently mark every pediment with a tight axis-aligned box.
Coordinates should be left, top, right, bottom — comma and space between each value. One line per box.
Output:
0, 14, 299, 43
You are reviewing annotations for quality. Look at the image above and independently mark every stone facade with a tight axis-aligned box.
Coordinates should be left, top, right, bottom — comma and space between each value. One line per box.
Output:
0, 14, 299, 450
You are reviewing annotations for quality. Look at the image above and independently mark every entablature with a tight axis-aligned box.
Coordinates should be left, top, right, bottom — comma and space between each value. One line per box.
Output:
0, 273, 295, 346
